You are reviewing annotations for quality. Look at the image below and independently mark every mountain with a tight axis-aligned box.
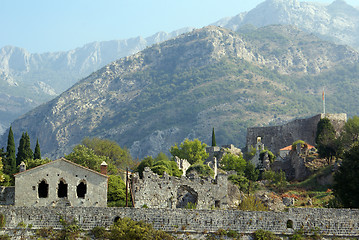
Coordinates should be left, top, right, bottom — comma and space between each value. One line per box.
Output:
3, 25, 359, 159
213, 0, 359, 49
0, 28, 193, 134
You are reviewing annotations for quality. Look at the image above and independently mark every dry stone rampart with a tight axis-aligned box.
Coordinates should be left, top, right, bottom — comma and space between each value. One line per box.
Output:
0, 206, 358, 237
131, 168, 229, 209
246, 114, 347, 155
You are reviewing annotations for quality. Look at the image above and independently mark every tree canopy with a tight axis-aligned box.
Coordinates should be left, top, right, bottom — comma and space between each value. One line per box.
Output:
315, 118, 338, 162
333, 144, 359, 208
170, 138, 209, 164
82, 137, 135, 170
220, 153, 246, 174
136, 153, 182, 178
5, 126, 16, 175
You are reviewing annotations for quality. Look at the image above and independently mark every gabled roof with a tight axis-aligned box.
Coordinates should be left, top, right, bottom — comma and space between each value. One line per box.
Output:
14, 157, 108, 178
280, 143, 315, 151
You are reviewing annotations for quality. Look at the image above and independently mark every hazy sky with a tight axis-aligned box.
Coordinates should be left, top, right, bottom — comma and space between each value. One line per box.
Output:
1, 0, 357, 53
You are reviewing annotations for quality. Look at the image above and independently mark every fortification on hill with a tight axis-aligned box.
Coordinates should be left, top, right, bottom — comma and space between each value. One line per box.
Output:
246, 113, 347, 155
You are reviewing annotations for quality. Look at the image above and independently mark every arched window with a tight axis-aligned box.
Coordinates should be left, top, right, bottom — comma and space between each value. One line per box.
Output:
58, 179, 68, 198
38, 180, 49, 198
77, 181, 87, 198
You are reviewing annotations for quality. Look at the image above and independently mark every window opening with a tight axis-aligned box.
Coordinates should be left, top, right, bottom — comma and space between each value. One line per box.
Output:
287, 220, 293, 229
38, 180, 49, 198
58, 179, 68, 198
77, 181, 87, 198
215, 200, 220, 208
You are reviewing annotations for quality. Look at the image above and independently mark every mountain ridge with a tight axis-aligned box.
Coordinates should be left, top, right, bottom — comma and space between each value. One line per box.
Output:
3, 25, 359, 159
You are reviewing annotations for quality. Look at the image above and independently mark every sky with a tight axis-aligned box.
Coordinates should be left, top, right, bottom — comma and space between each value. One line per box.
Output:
0, 0, 358, 53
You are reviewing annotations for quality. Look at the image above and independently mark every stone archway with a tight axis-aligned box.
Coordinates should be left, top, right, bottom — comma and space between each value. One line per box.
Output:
176, 185, 198, 208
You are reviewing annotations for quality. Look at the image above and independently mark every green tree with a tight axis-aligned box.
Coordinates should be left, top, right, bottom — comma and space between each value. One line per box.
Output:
16, 132, 33, 166
170, 138, 209, 164
333, 144, 359, 208
5, 127, 16, 175
65, 145, 117, 174
340, 116, 359, 151
136, 153, 182, 178
220, 153, 246, 174
186, 162, 214, 177
33, 139, 41, 160
107, 175, 126, 207
316, 118, 338, 163
136, 156, 154, 178
211, 127, 216, 146
24, 158, 51, 170
0, 157, 5, 183
82, 137, 135, 170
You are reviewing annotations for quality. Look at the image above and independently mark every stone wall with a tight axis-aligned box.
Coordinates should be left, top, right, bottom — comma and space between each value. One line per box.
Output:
246, 114, 347, 155
131, 168, 229, 209
0, 187, 14, 205
0, 206, 358, 237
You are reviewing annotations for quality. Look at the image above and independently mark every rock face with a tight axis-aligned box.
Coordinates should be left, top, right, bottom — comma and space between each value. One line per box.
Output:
213, 0, 359, 49
2, 26, 359, 159
0, 28, 193, 134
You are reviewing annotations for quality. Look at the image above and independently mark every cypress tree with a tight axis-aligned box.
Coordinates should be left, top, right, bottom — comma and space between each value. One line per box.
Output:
5, 127, 16, 175
34, 139, 41, 160
24, 132, 33, 160
211, 128, 216, 147
16, 132, 26, 166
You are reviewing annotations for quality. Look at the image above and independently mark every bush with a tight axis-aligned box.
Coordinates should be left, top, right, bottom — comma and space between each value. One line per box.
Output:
253, 229, 280, 240
187, 162, 214, 177
91, 226, 108, 239
238, 195, 268, 211
0, 214, 5, 228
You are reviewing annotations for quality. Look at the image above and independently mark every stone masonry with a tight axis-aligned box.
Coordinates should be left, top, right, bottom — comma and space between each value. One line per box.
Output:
14, 158, 108, 207
246, 113, 347, 155
0, 206, 358, 237
131, 167, 229, 209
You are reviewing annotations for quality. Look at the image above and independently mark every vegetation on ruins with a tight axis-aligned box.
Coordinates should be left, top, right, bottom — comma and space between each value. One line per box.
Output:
253, 229, 280, 240
136, 152, 183, 178
238, 195, 268, 211
170, 138, 209, 165
333, 144, 359, 208
315, 118, 338, 163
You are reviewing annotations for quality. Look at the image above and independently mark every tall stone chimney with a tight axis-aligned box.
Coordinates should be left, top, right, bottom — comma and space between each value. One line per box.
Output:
19, 161, 26, 172
100, 161, 108, 175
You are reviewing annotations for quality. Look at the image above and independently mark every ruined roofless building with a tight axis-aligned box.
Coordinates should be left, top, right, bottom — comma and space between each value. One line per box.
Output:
246, 113, 347, 155
14, 158, 108, 207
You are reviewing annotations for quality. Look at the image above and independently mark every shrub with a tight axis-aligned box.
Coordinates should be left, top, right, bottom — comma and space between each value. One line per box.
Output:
91, 226, 108, 239
0, 214, 5, 228
253, 229, 280, 240
238, 195, 268, 211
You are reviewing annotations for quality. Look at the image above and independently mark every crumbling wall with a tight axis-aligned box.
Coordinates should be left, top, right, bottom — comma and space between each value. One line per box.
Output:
0, 187, 14, 205
246, 114, 347, 155
0, 206, 358, 237
131, 168, 229, 209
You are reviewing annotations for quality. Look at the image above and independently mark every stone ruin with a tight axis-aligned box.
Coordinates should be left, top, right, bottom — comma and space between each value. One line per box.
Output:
131, 167, 239, 210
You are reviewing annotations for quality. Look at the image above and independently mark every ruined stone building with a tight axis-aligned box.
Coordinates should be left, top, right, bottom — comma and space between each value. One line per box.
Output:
14, 158, 108, 207
246, 113, 347, 155
131, 167, 236, 210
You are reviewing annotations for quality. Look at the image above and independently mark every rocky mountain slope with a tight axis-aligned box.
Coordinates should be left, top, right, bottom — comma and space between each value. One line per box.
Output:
213, 0, 359, 49
0, 28, 192, 134
3, 25, 359, 159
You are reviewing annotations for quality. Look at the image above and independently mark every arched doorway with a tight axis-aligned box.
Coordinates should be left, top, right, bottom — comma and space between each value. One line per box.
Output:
38, 179, 49, 198
58, 179, 68, 198
176, 185, 198, 208
77, 181, 87, 198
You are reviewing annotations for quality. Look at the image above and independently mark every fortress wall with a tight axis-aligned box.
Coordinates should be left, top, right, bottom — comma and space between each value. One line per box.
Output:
0, 187, 14, 205
246, 114, 347, 154
0, 206, 358, 237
